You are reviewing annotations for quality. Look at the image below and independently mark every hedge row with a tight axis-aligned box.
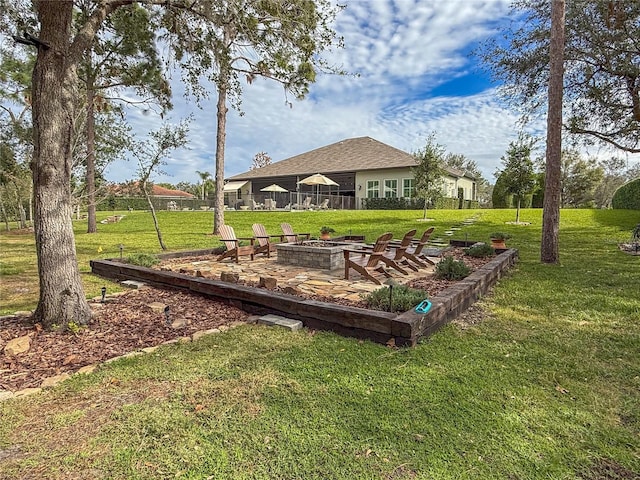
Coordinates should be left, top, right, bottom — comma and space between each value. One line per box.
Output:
96, 196, 212, 211
362, 197, 479, 210
612, 179, 640, 210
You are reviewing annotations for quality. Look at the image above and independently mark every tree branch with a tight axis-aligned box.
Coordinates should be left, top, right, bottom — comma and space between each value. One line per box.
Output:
570, 127, 640, 153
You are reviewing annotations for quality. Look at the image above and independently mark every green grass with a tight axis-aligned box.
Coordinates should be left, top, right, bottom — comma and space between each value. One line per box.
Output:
1, 208, 639, 479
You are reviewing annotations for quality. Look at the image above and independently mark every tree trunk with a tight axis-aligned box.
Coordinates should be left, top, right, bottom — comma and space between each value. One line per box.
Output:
0, 195, 9, 231
86, 80, 97, 233
18, 201, 27, 229
32, 2, 92, 328
516, 197, 521, 223
142, 181, 167, 250
541, 0, 565, 264
213, 79, 228, 235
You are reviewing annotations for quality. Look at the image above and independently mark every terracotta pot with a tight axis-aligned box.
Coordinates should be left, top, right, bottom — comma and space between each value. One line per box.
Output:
320, 233, 331, 240
491, 240, 506, 249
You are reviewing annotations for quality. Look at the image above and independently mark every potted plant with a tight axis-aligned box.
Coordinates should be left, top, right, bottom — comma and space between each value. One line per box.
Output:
489, 232, 511, 249
319, 226, 335, 240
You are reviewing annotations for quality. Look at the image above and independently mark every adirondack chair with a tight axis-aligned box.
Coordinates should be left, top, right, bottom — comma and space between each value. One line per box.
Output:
404, 227, 436, 267
251, 223, 282, 256
378, 229, 415, 275
280, 223, 311, 243
251, 199, 264, 210
343, 232, 395, 285
318, 198, 329, 210
216, 225, 255, 263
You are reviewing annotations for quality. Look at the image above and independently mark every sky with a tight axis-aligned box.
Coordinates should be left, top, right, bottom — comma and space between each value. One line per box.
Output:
104, 0, 638, 186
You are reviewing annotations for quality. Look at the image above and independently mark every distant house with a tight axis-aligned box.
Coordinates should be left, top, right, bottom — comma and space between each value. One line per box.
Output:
110, 182, 195, 199
148, 185, 195, 199
226, 136, 477, 209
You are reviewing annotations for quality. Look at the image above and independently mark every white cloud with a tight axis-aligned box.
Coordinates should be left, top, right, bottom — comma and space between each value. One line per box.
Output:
106, 0, 639, 188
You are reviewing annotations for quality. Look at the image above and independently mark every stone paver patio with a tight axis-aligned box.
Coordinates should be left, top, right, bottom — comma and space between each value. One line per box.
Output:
161, 252, 442, 302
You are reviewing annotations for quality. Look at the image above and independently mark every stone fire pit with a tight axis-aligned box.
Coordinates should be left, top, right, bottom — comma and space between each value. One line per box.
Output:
276, 240, 363, 270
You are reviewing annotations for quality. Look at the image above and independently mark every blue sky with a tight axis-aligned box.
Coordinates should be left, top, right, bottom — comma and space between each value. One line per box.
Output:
104, 0, 637, 185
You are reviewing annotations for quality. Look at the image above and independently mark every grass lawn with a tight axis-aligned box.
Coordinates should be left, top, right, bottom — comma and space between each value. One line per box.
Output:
1, 208, 639, 479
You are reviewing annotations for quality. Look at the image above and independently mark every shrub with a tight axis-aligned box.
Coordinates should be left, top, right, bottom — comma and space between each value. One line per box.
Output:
489, 232, 512, 241
492, 173, 514, 208
125, 253, 160, 267
434, 256, 471, 280
612, 178, 640, 210
464, 243, 495, 258
632, 223, 640, 243
361, 285, 427, 313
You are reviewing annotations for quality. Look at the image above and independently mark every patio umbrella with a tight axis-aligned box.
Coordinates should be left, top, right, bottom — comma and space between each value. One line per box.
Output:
260, 183, 288, 208
297, 173, 339, 204
260, 183, 288, 195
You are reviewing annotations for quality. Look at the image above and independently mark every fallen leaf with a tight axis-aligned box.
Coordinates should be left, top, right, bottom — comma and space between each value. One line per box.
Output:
555, 385, 569, 394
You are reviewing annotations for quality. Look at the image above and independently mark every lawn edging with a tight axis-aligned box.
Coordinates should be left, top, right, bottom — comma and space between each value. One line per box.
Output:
90, 243, 518, 346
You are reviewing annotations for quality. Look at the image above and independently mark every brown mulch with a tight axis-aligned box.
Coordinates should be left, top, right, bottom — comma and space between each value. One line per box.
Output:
1, 248, 494, 394
0, 288, 249, 392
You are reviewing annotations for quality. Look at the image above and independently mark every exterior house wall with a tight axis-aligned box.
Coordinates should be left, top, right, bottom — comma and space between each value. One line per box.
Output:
441, 176, 477, 200
355, 168, 476, 205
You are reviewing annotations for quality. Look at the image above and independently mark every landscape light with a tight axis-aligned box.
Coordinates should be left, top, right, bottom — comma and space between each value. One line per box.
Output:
101, 286, 106, 303
384, 278, 398, 312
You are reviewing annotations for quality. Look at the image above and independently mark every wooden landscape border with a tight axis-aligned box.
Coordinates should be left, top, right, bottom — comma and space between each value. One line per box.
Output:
90, 242, 518, 347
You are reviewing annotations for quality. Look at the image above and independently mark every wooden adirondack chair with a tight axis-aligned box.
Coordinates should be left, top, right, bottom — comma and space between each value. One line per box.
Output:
403, 227, 436, 268
280, 223, 311, 243
343, 232, 395, 285
251, 223, 282, 256
390, 227, 435, 270
379, 229, 415, 274
216, 225, 255, 263
406, 227, 436, 266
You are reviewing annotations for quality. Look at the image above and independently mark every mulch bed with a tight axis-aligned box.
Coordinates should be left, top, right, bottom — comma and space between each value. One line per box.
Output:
1, 289, 248, 392
1, 248, 493, 393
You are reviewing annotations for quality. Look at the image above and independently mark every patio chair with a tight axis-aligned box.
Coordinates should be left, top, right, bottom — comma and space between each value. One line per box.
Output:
390, 227, 436, 269
251, 223, 283, 256
280, 222, 311, 243
251, 199, 264, 210
318, 198, 329, 210
301, 197, 312, 210
216, 225, 256, 263
378, 229, 415, 275
406, 227, 437, 267
343, 232, 396, 285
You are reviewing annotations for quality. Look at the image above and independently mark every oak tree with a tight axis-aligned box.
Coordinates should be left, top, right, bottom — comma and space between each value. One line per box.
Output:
1, 0, 340, 329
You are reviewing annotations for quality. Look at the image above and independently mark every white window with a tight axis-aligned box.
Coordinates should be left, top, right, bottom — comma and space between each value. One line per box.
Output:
402, 178, 415, 198
366, 180, 380, 198
384, 179, 398, 198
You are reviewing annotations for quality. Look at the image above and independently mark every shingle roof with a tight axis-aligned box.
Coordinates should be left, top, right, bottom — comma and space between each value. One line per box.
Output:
228, 136, 473, 180
109, 182, 195, 198
151, 185, 194, 198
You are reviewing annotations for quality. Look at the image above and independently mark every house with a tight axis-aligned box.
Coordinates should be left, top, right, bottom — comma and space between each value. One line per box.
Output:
106, 182, 196, 211
226, 137, 477, 209
109, 182, 195, 199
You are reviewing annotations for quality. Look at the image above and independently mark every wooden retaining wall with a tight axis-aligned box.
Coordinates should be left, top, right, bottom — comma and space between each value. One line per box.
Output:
90, 245, 518, 346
